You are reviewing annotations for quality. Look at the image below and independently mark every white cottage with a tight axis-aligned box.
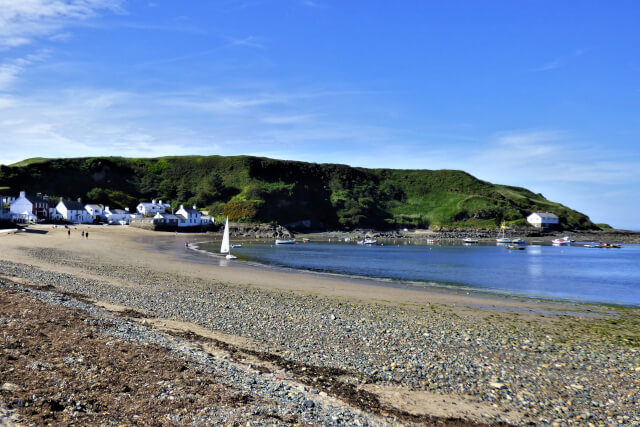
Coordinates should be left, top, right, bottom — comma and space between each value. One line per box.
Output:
104, 206, 133, 224
136, 199, 170, 216
85, 204, 105, 221
9, 191, 50, 219
527, 212, 559, 229
153, 212, 179, 227
56, 200, 93, 223
176, 204, 202, 227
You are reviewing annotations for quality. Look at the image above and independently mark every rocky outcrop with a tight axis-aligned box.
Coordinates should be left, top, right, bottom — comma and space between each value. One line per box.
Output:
224, 223, 293, 239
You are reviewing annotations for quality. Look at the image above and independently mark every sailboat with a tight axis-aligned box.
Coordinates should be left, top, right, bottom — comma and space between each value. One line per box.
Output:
496, 222, 511, 244
220, 217, 237, 259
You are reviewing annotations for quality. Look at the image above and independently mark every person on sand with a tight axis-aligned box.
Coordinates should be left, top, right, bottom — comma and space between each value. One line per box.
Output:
67, 229, 70, 238
85, 232, 89, 239
81, 231, 85, 238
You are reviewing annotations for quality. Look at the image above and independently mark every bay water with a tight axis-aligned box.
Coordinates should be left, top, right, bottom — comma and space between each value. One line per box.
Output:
198, 241, 640, 306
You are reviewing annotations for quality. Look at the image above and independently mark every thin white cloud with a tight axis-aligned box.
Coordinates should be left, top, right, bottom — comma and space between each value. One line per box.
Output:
228, 36, 264, 49
471, 130, 640, 185
0, 0, 123, 48
530, 48, 589, 72
0, 51, 49, 91
260, 114, 313, 124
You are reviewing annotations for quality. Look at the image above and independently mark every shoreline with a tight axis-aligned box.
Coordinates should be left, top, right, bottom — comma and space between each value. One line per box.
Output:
187, 237, 639, 308
1, 224, 639, 424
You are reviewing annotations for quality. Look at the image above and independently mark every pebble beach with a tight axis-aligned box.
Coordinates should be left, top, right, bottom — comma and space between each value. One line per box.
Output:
1, 225, 639, 425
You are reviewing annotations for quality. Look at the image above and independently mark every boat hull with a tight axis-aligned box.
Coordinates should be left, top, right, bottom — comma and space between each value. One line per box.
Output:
275, 239, 296, 245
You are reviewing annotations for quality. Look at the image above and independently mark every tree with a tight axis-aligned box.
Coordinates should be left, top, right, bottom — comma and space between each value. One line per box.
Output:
195, 172, 225, 206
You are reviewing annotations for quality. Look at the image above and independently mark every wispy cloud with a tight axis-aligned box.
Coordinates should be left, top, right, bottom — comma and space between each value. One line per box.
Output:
530, 48, 589, 72
0, 51, 49, 91
260, 114, 314, 124
228, 35, 264, 49
469, 129, 640, 186
0, 0, 123, 48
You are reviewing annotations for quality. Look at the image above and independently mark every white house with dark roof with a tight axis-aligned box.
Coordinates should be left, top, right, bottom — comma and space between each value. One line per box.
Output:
85, 204, 105, 221
176, 204, 202, 227
9, 191, 50, 219
104, 206, 134, 224
527, 212, 559, 229
153, 212, 180, 227
56, 200, 93, 223
136, 199, 171, 216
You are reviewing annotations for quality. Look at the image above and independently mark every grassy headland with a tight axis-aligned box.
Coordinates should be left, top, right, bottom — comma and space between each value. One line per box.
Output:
1, 155, 596, 230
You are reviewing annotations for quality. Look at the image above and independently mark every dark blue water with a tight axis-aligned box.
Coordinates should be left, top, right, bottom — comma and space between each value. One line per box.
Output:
199, 242, 640, 306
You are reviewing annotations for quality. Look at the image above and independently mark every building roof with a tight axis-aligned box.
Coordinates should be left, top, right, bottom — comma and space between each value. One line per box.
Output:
85, 204, 104, 210
25, 195, 49, 205
177, 205, 200, 215
58, 200, 85, 210
531, 212, 559, 219
107, 209, 129, 215
138, 201, 170, 208
8, 192, 48, 205
154, 212, 179, 219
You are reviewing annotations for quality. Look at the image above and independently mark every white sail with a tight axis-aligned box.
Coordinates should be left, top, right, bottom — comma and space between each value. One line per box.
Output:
220, 217, 230, 254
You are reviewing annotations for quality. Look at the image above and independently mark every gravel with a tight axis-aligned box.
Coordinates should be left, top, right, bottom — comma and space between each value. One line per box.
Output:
1, 247, 639, 425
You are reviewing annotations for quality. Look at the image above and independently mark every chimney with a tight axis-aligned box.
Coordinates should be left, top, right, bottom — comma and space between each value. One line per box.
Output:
192, 204, 197, 210
105, 206, 109, 212
125, 207, 130, 212
152, 199, 156, 204
159, 200, 162, 204
20, 191, 26, 198
180, 205, 184, 210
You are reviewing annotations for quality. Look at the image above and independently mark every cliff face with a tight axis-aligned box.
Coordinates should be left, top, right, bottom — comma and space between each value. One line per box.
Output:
0, 156, 596, 230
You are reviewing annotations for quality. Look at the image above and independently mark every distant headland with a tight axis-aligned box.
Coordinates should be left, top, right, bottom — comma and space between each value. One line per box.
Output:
0, 155, 602, 231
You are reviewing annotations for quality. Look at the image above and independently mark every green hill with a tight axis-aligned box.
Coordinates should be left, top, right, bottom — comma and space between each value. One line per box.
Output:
0, 156, 596, 230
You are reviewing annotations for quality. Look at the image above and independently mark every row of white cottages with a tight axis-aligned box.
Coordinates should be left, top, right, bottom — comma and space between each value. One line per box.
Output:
1, 192, 211, 227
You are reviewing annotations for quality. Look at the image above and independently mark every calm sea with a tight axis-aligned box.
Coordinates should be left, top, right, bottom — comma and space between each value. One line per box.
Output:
197, 241, 640, 306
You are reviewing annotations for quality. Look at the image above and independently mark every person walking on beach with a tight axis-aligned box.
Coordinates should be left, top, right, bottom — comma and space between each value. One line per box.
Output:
67, 229, 70, 238
85, 232, 89, 239
81, 231, 85, 238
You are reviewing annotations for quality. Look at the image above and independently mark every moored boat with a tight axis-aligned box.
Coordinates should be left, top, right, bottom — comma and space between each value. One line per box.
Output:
357, 238, 377, 246
220, 217, 237, 259
598, 242, 621, 248
552, 236, 572, 246
275, 239, 296, 245
495, 222, 511, 243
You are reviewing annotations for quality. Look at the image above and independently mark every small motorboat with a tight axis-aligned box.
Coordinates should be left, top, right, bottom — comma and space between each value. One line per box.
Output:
462, 237, 478, 244
598, 242, 621, 248
357, 238, 377, 246
552, 236, 572, 246
507, 245, 526, 250
275, 239, 296, 245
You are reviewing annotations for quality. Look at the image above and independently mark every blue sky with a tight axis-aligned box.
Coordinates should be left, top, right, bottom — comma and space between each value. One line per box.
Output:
0, 1, 639, 229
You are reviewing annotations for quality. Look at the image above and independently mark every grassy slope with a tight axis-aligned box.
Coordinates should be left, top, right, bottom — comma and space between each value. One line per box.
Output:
0, 156, 596, 230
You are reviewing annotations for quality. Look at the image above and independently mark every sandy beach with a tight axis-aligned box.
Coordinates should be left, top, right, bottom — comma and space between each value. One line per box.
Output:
1, 224, 639, 425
